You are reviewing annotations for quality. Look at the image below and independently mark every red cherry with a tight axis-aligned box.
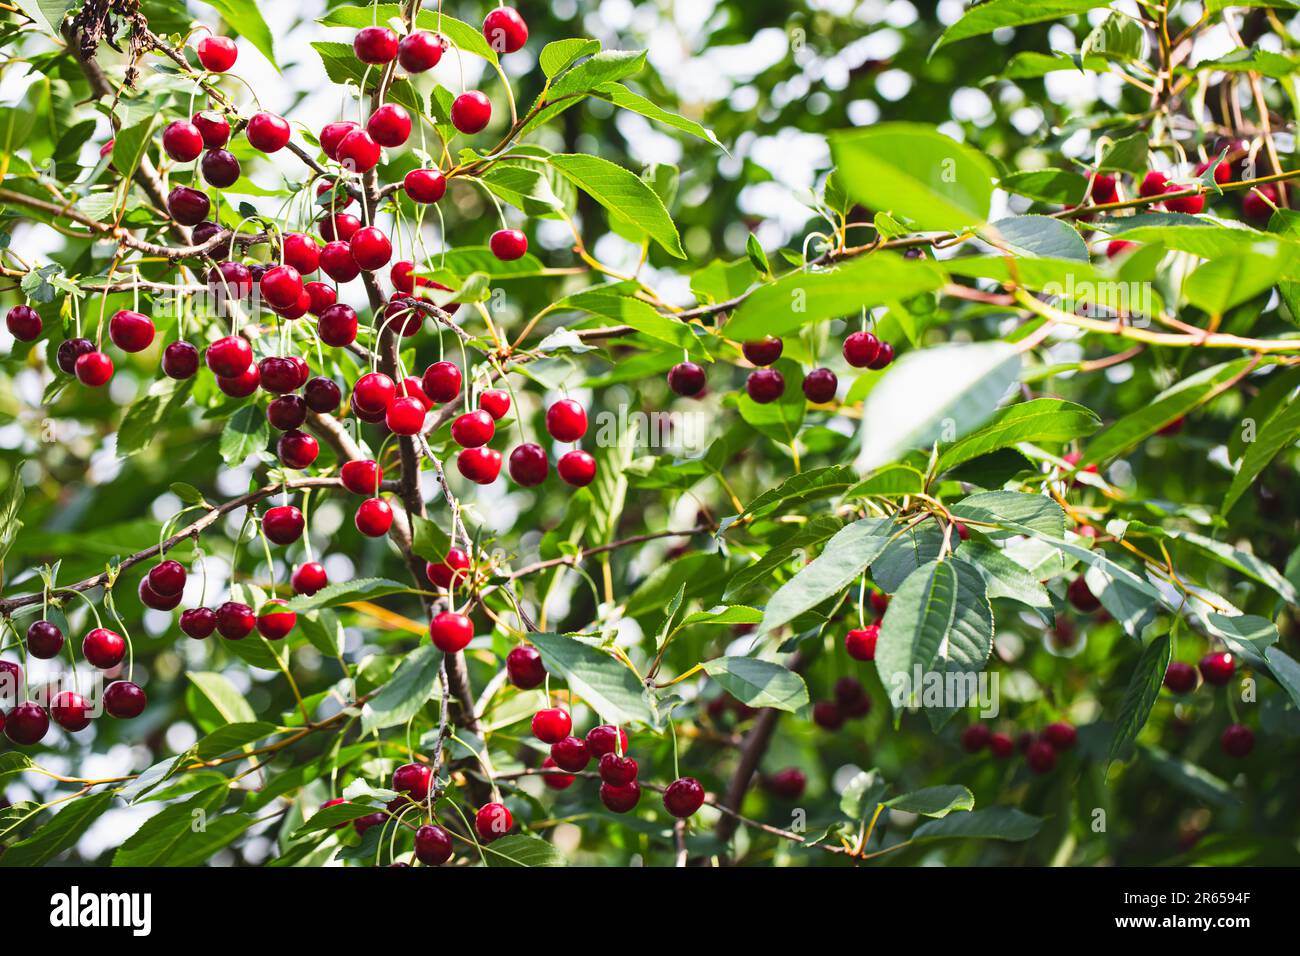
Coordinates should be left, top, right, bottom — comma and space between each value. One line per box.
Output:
386, 396, 427, 435
1066, 575, 1100, 612
277, 430, 319, 469
1138, 169, 1169, 198
451, 410, 495, 448
6, 305, 42, 342
429, 611, 473, 652
451, 91, 492, 134
148, 559, 186, 596
354, 371, 396, 413
1026, 740, 1057, 773
305, 281, 337, 316
256, 600, 297, 640
260, 265, 303, 309
1243, 184, 1278, 224
425, 547, 470, 589
745, 368, 784, 403
483, 7, 529, 54
1089, 173, 1118, 203
355, 498, 393, 537
803, 367, 838, 404
480, 389, 511, 420
508, 443, 548, 487
26, 620, 64, 659
457, 447, 502, 484
180, 607, 217, 639
600, 781, 641, 813
342, 460, 384, 495
161, 342, 199, 379
506, 645, 545, 689
960, 724, 992, 752
48, 691, 87, 733
247, 111, 291, 153
268, 394, 308, 431
988, 732, 1014, 759
382, 296, 424, 337
283, 233, 321, 275
263, 505, 305, 545
475, 802, 512, 842
367, 103, 411, 148
167, 185, 210, 225
318, 302, 359, 347
585, 725, 628, 758
208, 260, 252, 299
1163, 181, 1205, 215
489, 229, 528, 261
259, 357, 299, 394
557, 450, 596, 487
139, 575, 182, 611
350, 226, 392, 271
108, 309, 155, 353
1106, 240, 1137, 258
874, 345, 902, 377
415, 824, 453, 866
1043, 722, 1077, 751
83, 627, 126, 669
1220, 723, 1254, 758
546, 399, 587, 442
319, 212, 361, 243
422, 361, 462, 402
741, 336, 782, 366
304, 377, 341, 413
843, 331, 880, 367
191, 219, 230, 257
550, 735, 590, 772
75, 351, 114, 387
663, 777, 705, 818
1163, 661, 1198, 694
1199, 652, 1235, 686
404, 168, 446, 203
318, 242, 359, 284
532, 707, 572, 744
398, 30, 446, 72
291, 562, 329, 596
200, 148, 240, 188
337, 128, 381, 173
216, 601, 256, 640
542, 757, 575, 790
103, 681, 147, 719
57, 337, 95, 373
813, 701, 845, 731
393, 762, 432, 800
196, 34, 238, 71
192, 110, 230, 148
319, 121, 359, 161
5, 702, 50, 745
668, 361, 706, 397
163, 120, 204, 161
598, 751, 637, 785
353, 26, 398, 64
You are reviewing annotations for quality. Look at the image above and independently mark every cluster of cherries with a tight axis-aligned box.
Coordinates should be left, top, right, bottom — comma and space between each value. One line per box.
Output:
960, 720, 1077, 774
1163, 651, 1255, 758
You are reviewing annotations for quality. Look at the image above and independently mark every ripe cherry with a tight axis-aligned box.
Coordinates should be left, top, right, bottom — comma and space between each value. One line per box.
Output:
508, 443, 548, 486
1139, 170, 1169, 199
843, 331, 881, 367
742, 336, 782, 366
532, 708, 572, 744
422, 361, 462, 402
75, 351, 114, 387
586, 724, 628, 758
6, 304, 41, 342
1242, 184, 1278, 224
1220, 723, 1254, 758
386, 396, 427, 435
191, 219, 230, 257
180, 607, 217, 639
217, 364, 260, 398
475, 802, 512, 842
260, 265, 304, 309
263, 505, 305, 545
268, 394, 308, 431
404, 167, 446, 203
148, 559, 186, 596
1066, 575, 1100, 613
319, 212, 361, 243
304, 376, 341, 413
350, 227, 392, 271
337, 128, 381, 173
506, 645, 546, 689
813, 701, 844, 731
988, 732, 1014, 759
668, 361, 706, 397
960, 724, 992, 753
304, 282, 337, 317
83, 627, 126, 669
1163, 661, 1198, 694
139, 575, 182, 611
451, 91, 492, 134
546, 399, 587, 442
1026, 740, 1057, 774
489, 229, 528, 261
1089, 173, 1118, 204
282, 233, 321, 275
200, 148, 240, 188
259, 357, 300, 394
5, 702, 50, 745
162, 120, 204, 161
319, 121, 358, 161
483, 7, 529, 53
663, 777, 705, 818
216, 602, 256, 640
26, 620, 64, 659
342, 460, 384, 495
291, 562, 328, 596
51, 691, 92, 732
192, 110, 230, 148
600, 781, 641, 813
425, 547, 470, 589
457, 447, 502, 484
355, 498, 393, 537
802, 367, 838, 404
429, 611, 473, 652
278, 430, 319, 470
598, 752, 638, 786
745, 368, 784, 403
1106, 239, 1137, 258
197, 34, 237, 71
415, 824, 453, 866
541, 757, 575, 790
871, 341, 896, 370
57, 337, 95, 373
550, 735, 590, 772
247, 111, 291, 153
1163, 184, 1205, 215
167, 185, 210, 225
452, 410, 495, 448
354, 26, 398, 64
317, 303, 358, 349
398, 30, 445, 72
256, 600, 297, 640
367, 103, 411, 148
1199, 652, 1235, 687
392, 762, 432, 801
1043, 722, 1077, 751
480, 389, 511, 420
208, 260, 253, 299
161, 341, 200, 379
835, 678, 870, 719
103, 681, 147, 718
557, 450, 596, 487
354, 372, 396, 413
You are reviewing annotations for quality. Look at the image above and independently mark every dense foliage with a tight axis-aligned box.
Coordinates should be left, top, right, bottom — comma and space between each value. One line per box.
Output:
1, 0, 1299, 868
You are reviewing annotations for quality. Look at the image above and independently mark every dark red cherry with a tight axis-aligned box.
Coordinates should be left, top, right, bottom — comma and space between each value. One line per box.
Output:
162, 341, 200, 379
304, 376, 341, 412
802, 367, 838, 404
843, 331, 881, 368
541, 757, 575, 790
200, 148, 241, 188
277, 429, 319, 470
139, 575, 182, 611
745, 368, 784, 403
162, 120, 204, 161
104, 681, 147, 718
550, 735, 590, 772
167, 185, 210, 225
1026, 740, 1057, 774
1199, 652, 1235, 686
960, 724, 991, 753
263, 504, 305, 545
217, 364, 260, 398
148, 559, 186, 596
4, 702, 50, 745
6, 304, 41, 342
508, 443, 548, 486
599, 781, 641, 813
867, 342, 895, 370
598, 752, 637, 785
506, 645, 546, 689
1220, 723, 1254, 758
180, 607, 217, 639
663, 777, 705, 818
415, 824, 453, 865
1163, 661, 1198, 694
51, 691, 92, 732
741, 336, 782, 366
57, 337, 95, 373
586, 724, 628, 758
26, 620, 64, 660
393, 762, 432, 800
1043, 722, 1077, 751
268, 394, 308, 430
216, 601, 256, 640
1067, 576, 1101, 613
668, 361, 706, 396
259, 356, 300, 394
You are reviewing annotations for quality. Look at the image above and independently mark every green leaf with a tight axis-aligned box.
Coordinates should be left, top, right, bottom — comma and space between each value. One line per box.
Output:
548, 153, 684, 258
527, 632, 654, 725
164, 814, 256, 866
111, 113, 157, 182
963, 542, 1053, 612
987, 214, 1089, 261
1107, 632, 1172, 767
701, 657, 809, 712
1223, 396, 1300, 513
309, 42, 422, 116
936, 0, 1110, 50
830, 123, 996, 231
483, 833, 567, 867
292, 801, 381, 838
548, 50, 646, 98
0, 792, 115, 867
112, 787, 229, 866
949, 490, 1066, 539
297, 610, 346, 657
912, 807, 1043, 842
283, 577, 411, 612
118, 376, 193, 457
594, 83, 723, 148
1183, 250, 1287, 316
0, 752, 32, 787
195, 0, 278, 69
855, 342, 1022, 475
885, 785, 975, 818
724, 252, 943, 341
677, 606, 763, 627
758, 517, 894, 634
361, 643, 443, 733
540, 38, 601, 78
0, 460, 25, 564
1098, 132, 1150, 175
722, 516, 843, 602
186, 671, 256, 724
193, 721, 277, 760
219, 404, 269, 467
737, 464, 854, 518
999, 168, 1090, 204
560, 291, 699, 352
937, 399, 1100, 473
